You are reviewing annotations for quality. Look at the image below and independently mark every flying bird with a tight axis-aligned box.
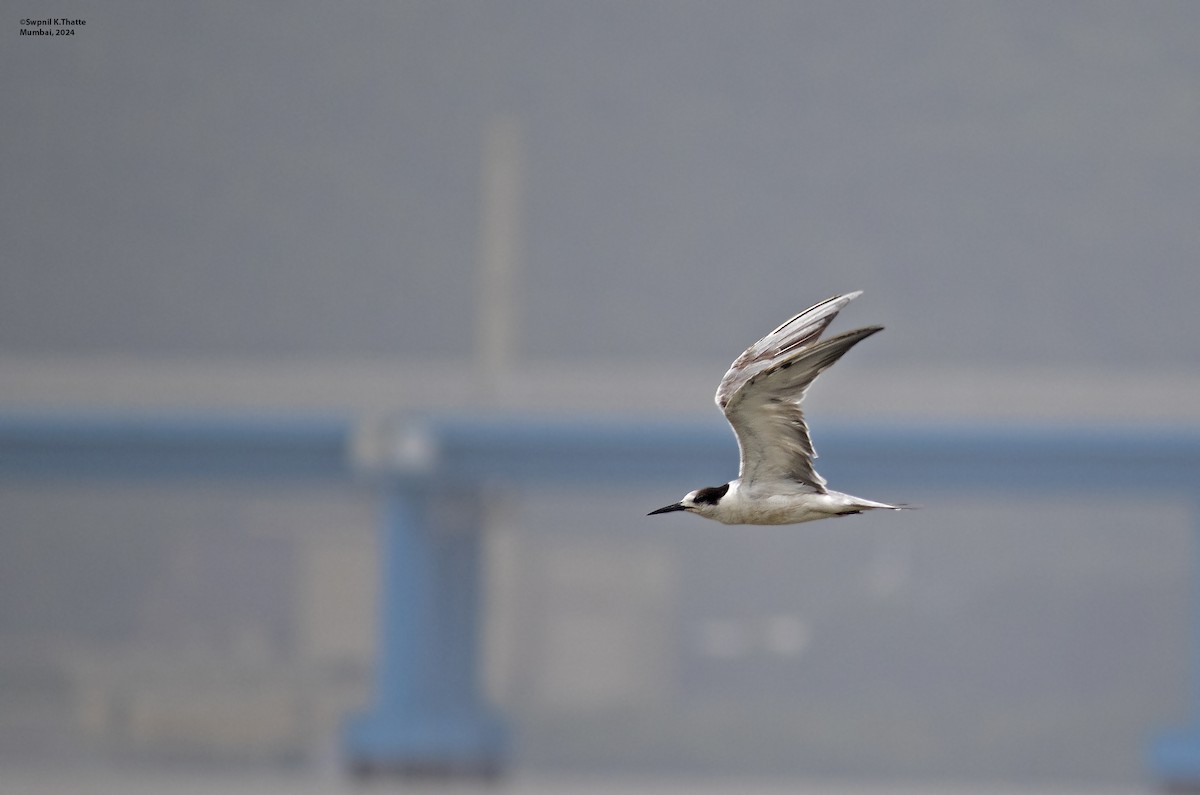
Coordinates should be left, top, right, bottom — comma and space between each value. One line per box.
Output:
649, 291, 905, 525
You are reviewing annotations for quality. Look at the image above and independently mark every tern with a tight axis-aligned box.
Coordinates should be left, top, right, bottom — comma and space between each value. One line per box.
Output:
649, 291, 905, 525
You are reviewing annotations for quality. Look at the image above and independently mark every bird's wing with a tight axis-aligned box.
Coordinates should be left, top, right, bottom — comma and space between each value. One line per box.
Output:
718, 309, 882, 491
715, 291, 862, 412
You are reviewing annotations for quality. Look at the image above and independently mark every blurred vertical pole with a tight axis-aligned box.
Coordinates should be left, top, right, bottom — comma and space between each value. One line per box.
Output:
342, 116, 525, 778
1151, 503, 1200, 792
473, 114, 523, 758
476, 114, 524, 400
373, 486, 432, 716
342, 479, 505, 779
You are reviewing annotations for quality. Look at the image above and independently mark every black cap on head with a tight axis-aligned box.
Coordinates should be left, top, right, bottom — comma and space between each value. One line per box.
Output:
692, 483, 730, 505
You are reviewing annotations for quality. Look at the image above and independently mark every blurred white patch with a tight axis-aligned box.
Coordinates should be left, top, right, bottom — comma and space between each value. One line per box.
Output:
762, 614, 810, 658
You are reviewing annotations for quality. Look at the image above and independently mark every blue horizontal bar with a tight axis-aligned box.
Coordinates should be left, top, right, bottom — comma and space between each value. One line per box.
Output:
3, 410, 1200, 494
0, 411, 353, 480
397, 413, 1200, 494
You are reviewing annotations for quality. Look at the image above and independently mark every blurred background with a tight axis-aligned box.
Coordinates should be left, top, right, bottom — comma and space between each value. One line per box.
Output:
3, 1, 1200, 793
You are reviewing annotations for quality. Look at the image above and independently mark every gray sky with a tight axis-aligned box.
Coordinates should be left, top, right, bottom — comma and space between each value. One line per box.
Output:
3, 2, 1199, 372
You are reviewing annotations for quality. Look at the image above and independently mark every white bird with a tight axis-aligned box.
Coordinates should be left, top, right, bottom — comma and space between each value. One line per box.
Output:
649, 291, 905, 525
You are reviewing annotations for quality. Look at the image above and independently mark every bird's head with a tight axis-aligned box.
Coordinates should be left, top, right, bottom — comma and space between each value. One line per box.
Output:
648, 483, 730, 520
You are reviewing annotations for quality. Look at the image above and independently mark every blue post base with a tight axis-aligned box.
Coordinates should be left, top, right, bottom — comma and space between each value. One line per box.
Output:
1152, 729, 1200, 791
342, 708, 506, 778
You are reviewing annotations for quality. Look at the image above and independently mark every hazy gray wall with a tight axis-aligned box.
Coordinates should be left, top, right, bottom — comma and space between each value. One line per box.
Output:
4, 2, 1198, 370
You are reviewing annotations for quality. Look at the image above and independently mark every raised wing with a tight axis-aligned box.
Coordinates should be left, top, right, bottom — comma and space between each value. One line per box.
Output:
715, 291, 862, 412
717, 293, 880, 491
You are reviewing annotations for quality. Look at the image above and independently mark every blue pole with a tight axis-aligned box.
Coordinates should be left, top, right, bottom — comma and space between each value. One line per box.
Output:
376, 486, 434, 714
342, 479, 504, 777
